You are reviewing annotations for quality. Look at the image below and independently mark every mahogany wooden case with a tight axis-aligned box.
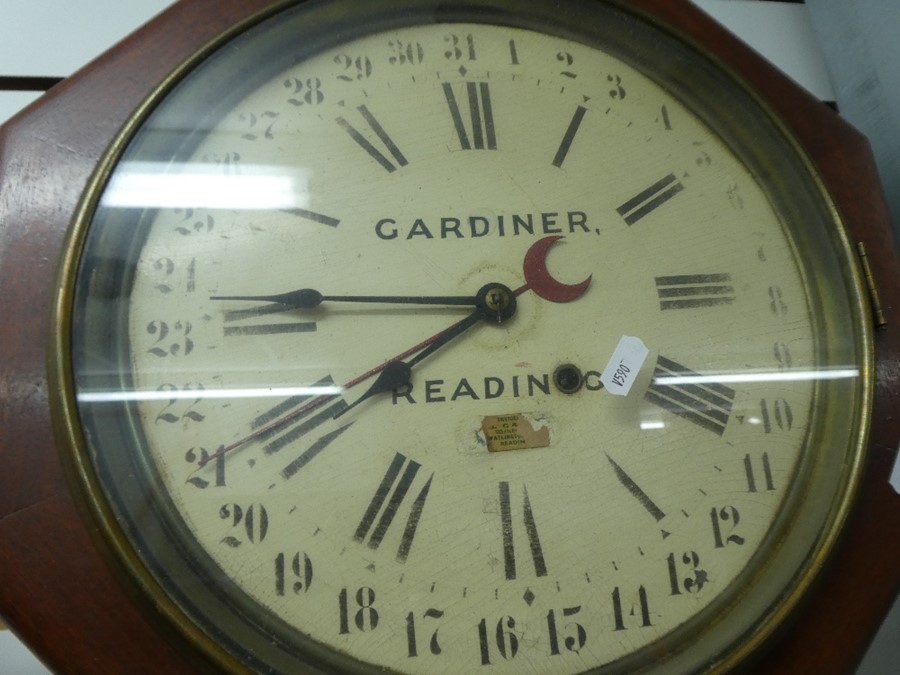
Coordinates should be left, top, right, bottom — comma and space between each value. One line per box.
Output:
1, 0, 899, 672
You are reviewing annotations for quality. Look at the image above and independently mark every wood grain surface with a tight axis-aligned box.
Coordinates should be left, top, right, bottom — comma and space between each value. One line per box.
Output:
1, 1, 897, 672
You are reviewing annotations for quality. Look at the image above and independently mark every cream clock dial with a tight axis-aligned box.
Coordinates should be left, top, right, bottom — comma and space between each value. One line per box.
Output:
60, 1, 869, 673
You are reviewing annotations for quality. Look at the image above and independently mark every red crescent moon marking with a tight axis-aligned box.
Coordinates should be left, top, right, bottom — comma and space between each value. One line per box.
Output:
522, 235, 592, 302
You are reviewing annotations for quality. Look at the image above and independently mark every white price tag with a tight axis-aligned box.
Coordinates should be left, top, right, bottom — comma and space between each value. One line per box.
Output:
600, 336, 649, 396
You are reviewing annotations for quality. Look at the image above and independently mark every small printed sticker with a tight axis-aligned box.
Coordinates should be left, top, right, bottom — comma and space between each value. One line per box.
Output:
481, 414, 551, 453
600, 336, 649, 396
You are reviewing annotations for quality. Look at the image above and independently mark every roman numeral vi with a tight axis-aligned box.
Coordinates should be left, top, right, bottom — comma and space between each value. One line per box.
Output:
498, 481, 547, 580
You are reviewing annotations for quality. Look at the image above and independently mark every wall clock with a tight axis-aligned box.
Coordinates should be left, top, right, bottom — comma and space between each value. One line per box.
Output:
1, 0, 899, 672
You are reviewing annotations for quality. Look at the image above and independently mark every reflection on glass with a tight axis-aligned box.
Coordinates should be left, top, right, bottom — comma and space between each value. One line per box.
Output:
654, 367, 859, 386
76, 367, 859, 404
77, 385, 343, 403
101, 161, 310, 210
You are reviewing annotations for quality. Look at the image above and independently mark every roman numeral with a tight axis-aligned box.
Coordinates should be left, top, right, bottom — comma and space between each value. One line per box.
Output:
246, 375, 350, 479
443, 81, 497, 150
617, 173, 684, 225
355, 453, 433, 562
655, 273, 735, 310
606, 455, 665, 522
552, 105, 588, 168
223, 303, 316, 336
278, 423, 352, 480
498, 481, 547, 580
645, 355, 736, 436
336, 105, 409, 172
224, 323, 316, 336
280, 208, 341, 227
744, 453, 775, 492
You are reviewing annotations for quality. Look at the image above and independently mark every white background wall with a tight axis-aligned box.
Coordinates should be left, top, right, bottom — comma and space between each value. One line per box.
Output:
1, 1, 897, 673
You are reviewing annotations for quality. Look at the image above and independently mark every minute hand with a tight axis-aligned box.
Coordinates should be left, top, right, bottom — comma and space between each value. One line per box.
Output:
334, 280, 517, 418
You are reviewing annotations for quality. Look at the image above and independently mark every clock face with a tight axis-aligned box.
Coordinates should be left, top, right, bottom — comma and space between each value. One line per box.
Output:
58, 1, 870, 673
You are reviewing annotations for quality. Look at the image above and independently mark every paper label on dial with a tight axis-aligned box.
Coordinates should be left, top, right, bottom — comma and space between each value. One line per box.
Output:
600, 336, 649, 396
481, 413, 551, 452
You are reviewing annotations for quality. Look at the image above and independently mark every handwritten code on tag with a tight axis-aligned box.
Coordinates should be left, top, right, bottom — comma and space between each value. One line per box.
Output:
600, 336, 649, 396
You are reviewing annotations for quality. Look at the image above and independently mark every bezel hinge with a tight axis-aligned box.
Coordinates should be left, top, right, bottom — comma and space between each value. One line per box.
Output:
857, 241, 888, 329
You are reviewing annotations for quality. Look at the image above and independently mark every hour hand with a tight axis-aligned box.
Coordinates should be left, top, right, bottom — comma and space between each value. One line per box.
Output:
334, 284, 512, 419
211, 288, 324, 309
210, 288, 478, 309
334, 361, 412, 419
